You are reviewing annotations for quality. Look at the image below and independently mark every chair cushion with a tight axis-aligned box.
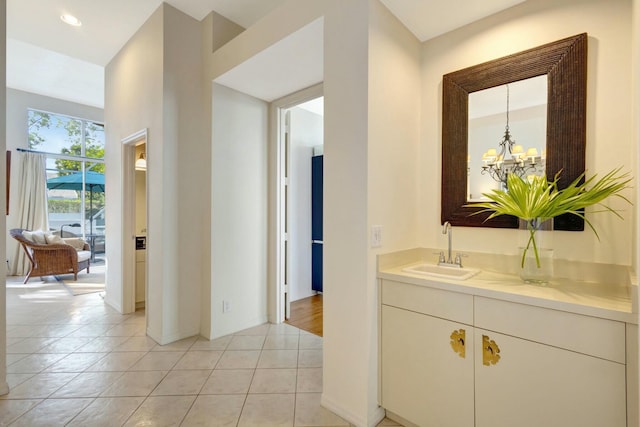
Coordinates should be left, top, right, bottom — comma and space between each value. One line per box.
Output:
45, 234, 65, 245
22, 230, 51, 245
77, 250, 91, 263
64, 238, 87, 251
31, 230, 47, 244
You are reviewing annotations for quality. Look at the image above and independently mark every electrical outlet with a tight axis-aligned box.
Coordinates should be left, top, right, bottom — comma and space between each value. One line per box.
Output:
371, 225, 383, 248
223, 300, 231, 313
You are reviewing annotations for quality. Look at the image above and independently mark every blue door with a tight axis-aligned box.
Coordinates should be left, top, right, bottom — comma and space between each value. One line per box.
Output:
311, 155, 323, 292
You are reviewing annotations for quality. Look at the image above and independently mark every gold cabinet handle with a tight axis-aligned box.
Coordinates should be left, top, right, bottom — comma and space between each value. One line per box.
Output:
482, 335, 501, 366
450, 329, 466, 358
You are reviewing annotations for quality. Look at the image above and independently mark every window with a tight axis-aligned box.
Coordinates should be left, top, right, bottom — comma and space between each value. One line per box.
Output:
28, 109, 106, 256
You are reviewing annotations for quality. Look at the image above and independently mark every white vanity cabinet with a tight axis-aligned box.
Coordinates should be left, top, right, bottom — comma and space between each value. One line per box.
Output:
382, 306, 474, 426
474, 296, 626, 427
381, 280, 475, 426
474, 328, 625, 427
380, 279, 628, 427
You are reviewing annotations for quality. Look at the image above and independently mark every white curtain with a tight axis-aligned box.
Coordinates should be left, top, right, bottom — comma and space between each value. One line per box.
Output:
10, 152, 49, 275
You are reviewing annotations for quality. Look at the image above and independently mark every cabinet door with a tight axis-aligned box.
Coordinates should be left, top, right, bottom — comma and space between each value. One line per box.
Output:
135, 260, 145, 304
381, 305, 474, 427
475, 329, 626, 427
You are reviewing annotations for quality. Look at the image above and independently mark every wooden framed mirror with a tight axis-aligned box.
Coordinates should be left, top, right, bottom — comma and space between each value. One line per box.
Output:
441, 33, 587, 230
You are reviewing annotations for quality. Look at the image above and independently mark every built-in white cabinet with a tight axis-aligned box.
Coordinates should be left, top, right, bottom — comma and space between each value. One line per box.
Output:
380, 279, 628, 427
474, 328, 625, 427
135, 249, 146, 308
382, 305, 474, 427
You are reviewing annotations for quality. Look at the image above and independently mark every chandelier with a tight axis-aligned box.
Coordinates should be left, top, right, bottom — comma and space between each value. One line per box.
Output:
480, 84, 544, 187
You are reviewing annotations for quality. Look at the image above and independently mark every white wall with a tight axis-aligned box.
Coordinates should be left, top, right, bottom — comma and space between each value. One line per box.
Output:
5, 89, 104, 268
420, 0, 635, 265
105, 5, 163, 315
203, 2, 420, 424
364, 0, 421, 423
201, 2, 326, 339
324, 0, 422, 424
162, 3, 206, 343
289, 106, 323, 302
632, 0, 640, 420
199, 10, 245, 340
210, 83, 268, 338
105, 3, 205, 343
321, 0, 372, 423
0, 0, 8, 397
634, 0, 640, 275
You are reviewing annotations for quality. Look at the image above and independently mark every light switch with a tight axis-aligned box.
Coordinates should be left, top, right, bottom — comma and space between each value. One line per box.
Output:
371, 225, 383, 248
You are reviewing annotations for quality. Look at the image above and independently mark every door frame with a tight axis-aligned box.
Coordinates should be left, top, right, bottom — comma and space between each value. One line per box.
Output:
121, 129, 147, 315
268, 84, 323, 324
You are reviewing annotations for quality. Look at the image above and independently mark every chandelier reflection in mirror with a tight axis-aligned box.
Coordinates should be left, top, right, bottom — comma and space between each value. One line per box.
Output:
480, 84, 545, 188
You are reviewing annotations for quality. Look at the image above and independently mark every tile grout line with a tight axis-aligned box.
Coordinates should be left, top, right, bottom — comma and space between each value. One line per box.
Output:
6, 289, 375, 426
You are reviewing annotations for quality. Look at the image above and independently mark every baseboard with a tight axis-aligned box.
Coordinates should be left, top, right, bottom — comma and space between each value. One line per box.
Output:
320, 394, 385, 427
210, 314, 269, 339
146, 327, 199, 346
386, 410, 418, 427
103, 294, 122, 313
0, 380, 9, 396
368, 405, 386, 427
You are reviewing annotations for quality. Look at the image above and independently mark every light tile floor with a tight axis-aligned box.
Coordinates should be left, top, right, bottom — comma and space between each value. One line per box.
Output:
3, 278, 403, 426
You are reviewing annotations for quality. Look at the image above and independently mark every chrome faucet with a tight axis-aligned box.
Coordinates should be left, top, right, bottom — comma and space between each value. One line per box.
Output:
439, 221, 463, 268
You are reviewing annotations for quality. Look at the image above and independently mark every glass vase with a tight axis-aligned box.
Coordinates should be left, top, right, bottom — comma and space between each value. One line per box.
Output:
518, 218, 553, 284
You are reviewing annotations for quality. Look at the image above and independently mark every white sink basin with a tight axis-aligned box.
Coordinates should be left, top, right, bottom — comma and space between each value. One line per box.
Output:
402, 264, 480, 281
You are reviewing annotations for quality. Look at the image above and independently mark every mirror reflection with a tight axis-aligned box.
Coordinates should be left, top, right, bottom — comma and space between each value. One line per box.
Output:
467, 75, 547, 201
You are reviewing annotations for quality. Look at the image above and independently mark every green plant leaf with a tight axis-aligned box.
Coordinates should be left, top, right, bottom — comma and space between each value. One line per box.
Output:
465, 169, 632, 267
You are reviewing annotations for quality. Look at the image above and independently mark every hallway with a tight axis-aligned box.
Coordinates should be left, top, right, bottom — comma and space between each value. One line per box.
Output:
2, 282, 399, 426
286, 295, 323, 337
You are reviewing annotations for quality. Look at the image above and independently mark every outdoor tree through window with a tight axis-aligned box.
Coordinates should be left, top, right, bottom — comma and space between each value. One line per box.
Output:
28, 109, 106, 254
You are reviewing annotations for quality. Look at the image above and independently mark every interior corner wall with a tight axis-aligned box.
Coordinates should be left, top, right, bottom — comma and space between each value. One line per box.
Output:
368, 0, 421, 255
5, 89, 104, 268
160, 3, 205, 342
0, 0, 8, 397
207, 0, 327, 79
105, 5, 163, 316
365, 0, 422, 421
208, 11, 245, 53
210, 83, 268, 338
632, 3, 640, 420
199, 10, 246, 338
106, 4, 205, 343
321, 0, 373, 425
201, 0, 329, 339
289, 107, 323, 302
419, 0, 635, 266
633, 0, 640, 276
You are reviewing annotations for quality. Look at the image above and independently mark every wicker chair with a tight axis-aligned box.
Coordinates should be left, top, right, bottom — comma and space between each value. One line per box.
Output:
10, 228, 91, 284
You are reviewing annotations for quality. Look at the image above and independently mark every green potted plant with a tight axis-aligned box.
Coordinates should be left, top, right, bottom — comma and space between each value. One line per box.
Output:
466, 169, 632, 283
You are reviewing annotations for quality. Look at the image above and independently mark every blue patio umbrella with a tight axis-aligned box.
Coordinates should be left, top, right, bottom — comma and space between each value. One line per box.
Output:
47, 171, 105, 236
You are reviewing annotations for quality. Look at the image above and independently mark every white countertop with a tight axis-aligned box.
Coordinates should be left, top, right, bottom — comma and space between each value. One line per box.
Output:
378, 248, 637, 324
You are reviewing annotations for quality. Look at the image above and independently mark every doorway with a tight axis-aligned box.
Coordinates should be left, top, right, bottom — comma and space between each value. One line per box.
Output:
121, 130, 148, 318
133, 144, 147, 310
274, 89, 324, 334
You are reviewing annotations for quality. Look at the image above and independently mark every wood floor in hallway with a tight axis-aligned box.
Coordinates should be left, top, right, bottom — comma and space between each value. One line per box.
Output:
286, 294, 323, 336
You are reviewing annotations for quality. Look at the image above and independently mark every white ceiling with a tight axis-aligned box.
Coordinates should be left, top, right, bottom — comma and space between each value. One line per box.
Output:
6, 0, 527, 108
7, 0, 288, 66
296, 97, 324, 117
7, 39, 104, 108
214, 18, 324, 102
380, 0, 526, 42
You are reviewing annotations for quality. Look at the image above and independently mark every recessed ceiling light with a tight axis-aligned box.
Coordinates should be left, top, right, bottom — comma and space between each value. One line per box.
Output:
61, 14, 82, 27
